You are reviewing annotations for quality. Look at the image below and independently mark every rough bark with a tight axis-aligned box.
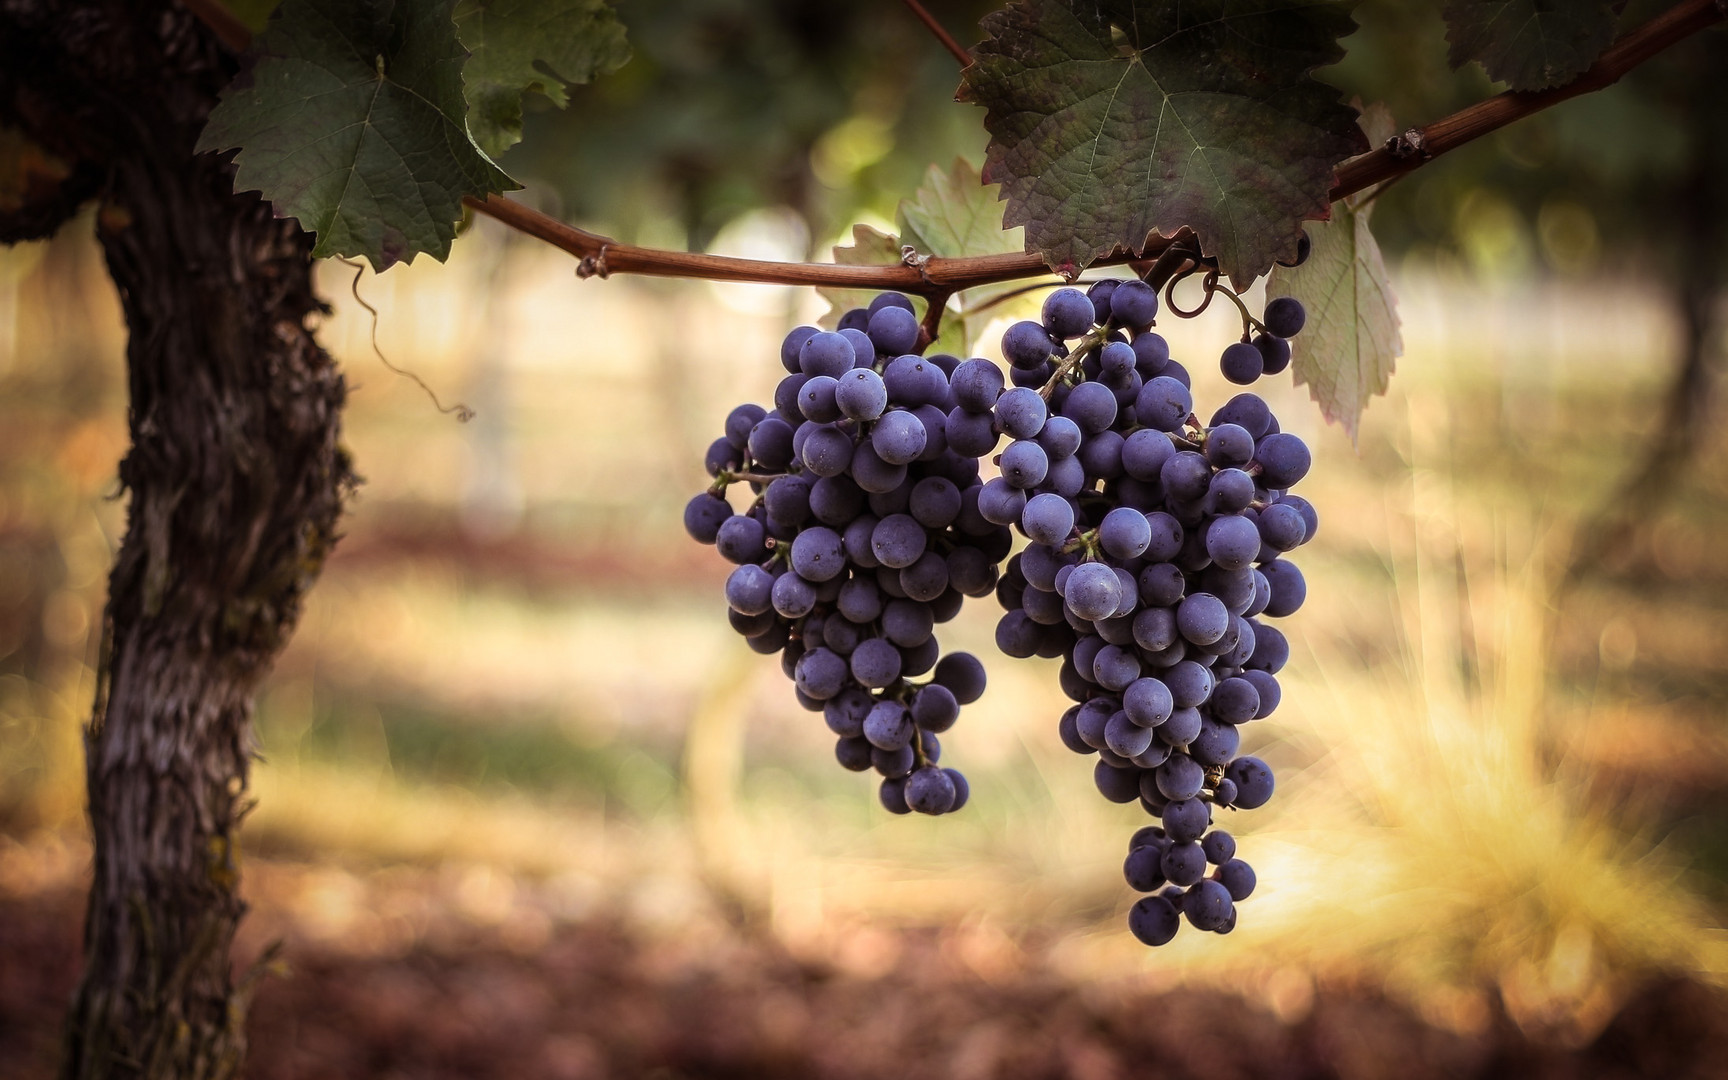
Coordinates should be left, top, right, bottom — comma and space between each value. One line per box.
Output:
0, 3, 355, 1078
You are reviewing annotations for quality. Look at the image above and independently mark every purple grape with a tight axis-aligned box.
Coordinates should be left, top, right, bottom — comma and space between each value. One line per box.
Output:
867, 305, 920, 356
1042, 288, 1096, 339
1263, 296, 1306, 338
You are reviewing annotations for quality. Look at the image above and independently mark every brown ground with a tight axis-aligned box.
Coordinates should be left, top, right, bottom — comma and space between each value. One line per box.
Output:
3, 871, 1726, 1080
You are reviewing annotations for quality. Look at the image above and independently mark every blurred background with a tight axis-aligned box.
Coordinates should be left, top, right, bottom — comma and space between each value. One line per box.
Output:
3, 1, 1727, 1076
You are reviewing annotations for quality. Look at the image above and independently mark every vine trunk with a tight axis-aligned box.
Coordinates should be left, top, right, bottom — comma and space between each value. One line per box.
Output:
0, 3, 355, 1078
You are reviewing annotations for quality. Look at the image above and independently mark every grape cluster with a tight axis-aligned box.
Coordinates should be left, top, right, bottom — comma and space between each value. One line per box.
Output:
984, 283, 1315, 945
685, 271, 1317, 947
684, 293, 1010, 816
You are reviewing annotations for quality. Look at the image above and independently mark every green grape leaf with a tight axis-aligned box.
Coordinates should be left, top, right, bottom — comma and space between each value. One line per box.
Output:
897, 158, 1023, 265
197, 0, 517, 270
455, 0, 631, 160
1443, 0, 1620, 91
961, 0, 1366, 286
1266, 197, 1402, 446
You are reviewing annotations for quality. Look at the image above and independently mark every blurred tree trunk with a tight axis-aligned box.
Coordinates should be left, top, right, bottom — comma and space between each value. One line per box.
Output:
1566, 44, 1726, 584
0, 4, 354, 1078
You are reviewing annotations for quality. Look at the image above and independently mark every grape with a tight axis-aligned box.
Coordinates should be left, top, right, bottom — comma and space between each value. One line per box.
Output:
1254, 432, 1311, 489
882, 598, 934, 646
1220, 342, 1263, 385
1042, 287, 1096, 339
850, 637, 904, 688
868, 292, 915, 316
1183, 879, 1234, 930
1093, 645, 1142, 692
1099, 506, 1152, 560
1002, 320, 1056, 368
1253, 333, 1292, 376
1177, 593, 1229, 646
999, 439, 1050, 489
1160, 709, 1204, 751
1163, 798, 1210, 843
781, 327, 819, 374
1240, 669, 1281, 718
872, 409, 928, 465
1260, 560, 1306, 618
1099, 340, 1137, 378
863, 700, 914, 749
1124, 845, 1167, 892
1263, 296, 1306, 338
1110, 279, 1159, 328
726, 564, 776, 615
1205, 424, 1255, 469
1065, 563, 1122, 621
1216, 858, 1257, 901
1189, 717, 1240, 766
909, 476, 962, 529
1135, 376, 1191, 431
1161, 842, 1207, 887
904, 765, 956, 814
1062, 380, 1118, 434
868, 306, 920, 356
1128, 896, 1181, 946
800, 331, 856, 377
715, 514, 768, 565
771, 572, 817, 618
1210, 393, 1271, 439
684, 493, 732, 543
1036, 415, 1083, 461
1133, 333, 1170, 376
993, 387, 1047, 440
796, 648, 849, 700
1258, 502, 1307, 551
835, 368, 888, 421
1087, 279, 1122, 321
1210, 677, 1261, 724
1105, 711, 1153, 757
1094, 760, 1142, 803
879, 777, 912, 814
1022, 492, 1076, 546
950, 358, 1005, 412
1225, 756, 1275, 809
1156, 753, 1205, 801
836, 735, 874, 771
884, 354, 948, 408
1201, 830, 1236, 864
1205, 515, 1261, 572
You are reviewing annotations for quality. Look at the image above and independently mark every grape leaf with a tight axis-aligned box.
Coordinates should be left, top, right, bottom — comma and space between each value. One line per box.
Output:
197, 0, 517, 270
455, 0, 631, 160
1443, 0, 1620, 91
897, 158, 1024, 266
961, 0, 1366, 286
1266, 197, 1402, 446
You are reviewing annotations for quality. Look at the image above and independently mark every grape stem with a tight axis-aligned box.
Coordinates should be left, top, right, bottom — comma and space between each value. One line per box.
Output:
182, 0, 1725, 293
1038, 328, 1110, 399
708, 469, 789, 495
1208, 283, 1269, 343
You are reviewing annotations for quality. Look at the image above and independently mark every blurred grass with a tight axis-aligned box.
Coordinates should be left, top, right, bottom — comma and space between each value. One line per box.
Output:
2, 214, 1726, 1038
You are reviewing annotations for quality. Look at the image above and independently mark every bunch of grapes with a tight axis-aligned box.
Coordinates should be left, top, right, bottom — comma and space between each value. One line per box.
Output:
685, 270, 1317, 948
683, 293, 1009, 816
984, 284, 1314, 945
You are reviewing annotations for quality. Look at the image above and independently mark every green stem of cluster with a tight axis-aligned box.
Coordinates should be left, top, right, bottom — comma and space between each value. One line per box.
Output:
1037, 328, 1112, 400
